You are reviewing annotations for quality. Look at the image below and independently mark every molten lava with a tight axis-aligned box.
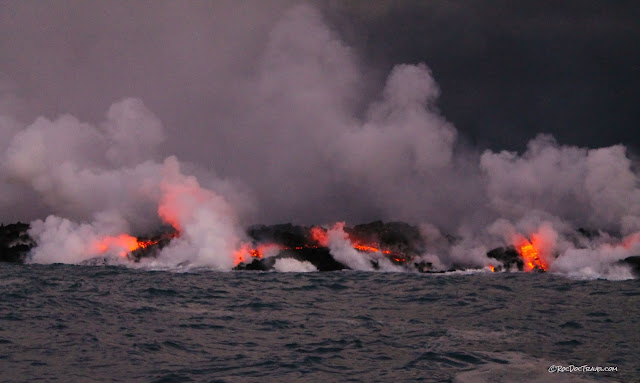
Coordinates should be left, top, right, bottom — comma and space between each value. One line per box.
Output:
233, 236, 408, 266
518, 240, 547, 272
233, 243, 284, 265
94, 234, 141, 258
94, 231, 180, 258
351, 242, 405, 262
353, 244, 379, 252
136, 240, 156, 249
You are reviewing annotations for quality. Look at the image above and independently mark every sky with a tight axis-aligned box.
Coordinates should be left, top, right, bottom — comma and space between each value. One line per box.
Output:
322, 0, 640, 151
1, 0, 639, 229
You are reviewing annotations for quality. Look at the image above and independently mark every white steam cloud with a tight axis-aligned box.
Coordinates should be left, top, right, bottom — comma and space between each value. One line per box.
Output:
481, 135, 640, 234
273, 258, 318, 272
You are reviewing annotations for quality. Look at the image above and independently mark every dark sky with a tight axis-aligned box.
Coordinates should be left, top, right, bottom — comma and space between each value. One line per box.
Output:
321, 0, 640, 152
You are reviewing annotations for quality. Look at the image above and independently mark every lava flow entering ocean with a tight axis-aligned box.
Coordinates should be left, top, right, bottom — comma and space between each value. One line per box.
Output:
233, 230, 407, 266
94, 231, 180, 259
517, 239, 547, 272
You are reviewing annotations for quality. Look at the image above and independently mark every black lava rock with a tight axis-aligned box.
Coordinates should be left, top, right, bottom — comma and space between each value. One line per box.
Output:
234, 247, 347, 272
128, 229, 178, 262
0, 222, 35, 263
247, 223, 310, 248
345, 221, 425, 256
486, 246, 524, 271
620, 255, 640, 277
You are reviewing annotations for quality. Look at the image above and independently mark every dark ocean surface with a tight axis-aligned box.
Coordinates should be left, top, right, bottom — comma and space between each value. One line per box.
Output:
0, 264, 638, 382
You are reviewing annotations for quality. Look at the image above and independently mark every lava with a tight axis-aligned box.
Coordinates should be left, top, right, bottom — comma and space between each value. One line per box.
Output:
94, 234, 140, 258
134, 231, 180, 250
310, 226, 328, 246
351, 240, 403, 258
353, 244, 379, 252
96, 223, 410, 267
517, 239, 547, 272
233, 243, 284, 265
233, 245, 251, 265
136, 239, 157, 249
94, 230, 180, 258
311, 225, 403, 260
232, 234, 407, 266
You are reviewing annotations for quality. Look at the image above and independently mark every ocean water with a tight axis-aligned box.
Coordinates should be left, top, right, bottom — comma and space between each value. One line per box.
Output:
0, 264, 638, 382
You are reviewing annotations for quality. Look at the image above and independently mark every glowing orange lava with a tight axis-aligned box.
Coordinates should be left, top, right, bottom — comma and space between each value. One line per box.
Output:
353, 244, 380, 252
233, 245, 251, 265
233, 243, 284, 265
352, 242, 404, 261
233, 237, 407, 266
518, 240, 547, 272
94, 234, 140, 258
93, 231, 180, 258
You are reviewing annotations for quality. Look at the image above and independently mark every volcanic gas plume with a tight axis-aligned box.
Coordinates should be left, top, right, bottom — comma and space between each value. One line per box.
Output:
0, 3, 639, 279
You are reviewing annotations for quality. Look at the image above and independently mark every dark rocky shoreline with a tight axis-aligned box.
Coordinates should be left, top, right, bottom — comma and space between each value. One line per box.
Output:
2, 221, 639, 276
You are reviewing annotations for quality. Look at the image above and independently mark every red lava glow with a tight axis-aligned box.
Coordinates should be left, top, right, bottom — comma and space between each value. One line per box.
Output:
622, 232, 640, 250
233, 237, 407, 266
136, 239, 157, 249
310, 226, 328, 246
94, 231, 180, 258
353, 244, 379, 252
351, 241, 404, 261
311, 225, 403, 261
233, 243, 284, 265
516, 237, 547, 272
94, 234, 140, 258
489, 265, 496, 272
135, 231, 180, 250
233, 245, 251, 265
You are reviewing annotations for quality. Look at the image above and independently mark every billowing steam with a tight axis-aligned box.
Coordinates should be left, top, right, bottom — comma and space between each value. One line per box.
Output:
153, 157, 244, 270
273, 258, 318, 273
1, 3, 639, 279
2, 97, 244, 268
481, 135, 640, 235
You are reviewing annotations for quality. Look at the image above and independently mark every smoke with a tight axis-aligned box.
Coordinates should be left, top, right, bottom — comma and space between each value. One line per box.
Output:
1, 96, 245, 268
0, 2, 639, 277
28, 216, 126, 264
273, 258, 318, 272
2, 98, 166, 230
24, 154, 245, 269
552, 241, 639, 281
326, 223, 375, 271
324, 223, 403, 272
480, 135, 640, 234
152, 156, 245, 270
